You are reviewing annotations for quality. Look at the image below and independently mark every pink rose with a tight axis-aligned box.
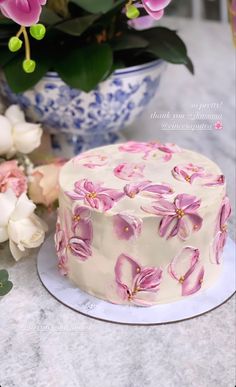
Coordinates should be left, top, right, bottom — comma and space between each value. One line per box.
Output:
29, 160, 65, 206
0, 160, 27, 197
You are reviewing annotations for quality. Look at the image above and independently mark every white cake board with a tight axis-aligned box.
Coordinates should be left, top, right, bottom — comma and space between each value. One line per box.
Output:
37, 235, 236, 325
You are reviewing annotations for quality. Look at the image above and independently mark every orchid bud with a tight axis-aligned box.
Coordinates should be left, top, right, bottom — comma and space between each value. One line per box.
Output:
126, 5, 140, 19
30, 24, 46, 40
23, 59, 36, 73
8, 36, 23, 52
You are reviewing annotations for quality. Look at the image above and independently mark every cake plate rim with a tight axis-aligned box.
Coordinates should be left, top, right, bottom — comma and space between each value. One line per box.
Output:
37, 235, 236, 326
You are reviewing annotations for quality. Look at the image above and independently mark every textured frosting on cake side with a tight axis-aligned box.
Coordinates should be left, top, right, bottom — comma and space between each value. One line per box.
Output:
55, 141, 231, 306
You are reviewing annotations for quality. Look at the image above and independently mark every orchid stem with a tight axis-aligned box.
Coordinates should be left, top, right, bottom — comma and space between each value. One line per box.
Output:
22, 26, 31, 61
16, 26, 24, 38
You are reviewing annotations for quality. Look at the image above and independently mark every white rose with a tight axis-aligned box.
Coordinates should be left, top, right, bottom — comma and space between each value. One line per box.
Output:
0, 190, 48, 261
0, 105, 42, 157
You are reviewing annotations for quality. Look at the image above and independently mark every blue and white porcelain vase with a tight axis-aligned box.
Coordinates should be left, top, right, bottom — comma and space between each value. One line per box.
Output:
0, 59, 166, 156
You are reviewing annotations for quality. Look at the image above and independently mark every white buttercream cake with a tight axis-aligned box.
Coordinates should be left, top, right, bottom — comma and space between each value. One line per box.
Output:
55, 141, 231, 306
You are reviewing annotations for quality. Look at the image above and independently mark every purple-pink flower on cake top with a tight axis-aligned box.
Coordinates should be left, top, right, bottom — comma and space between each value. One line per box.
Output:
114, 162, 146, 181
115, 253, 163, 306
212, 196, 231, 264
142, 0, 172, 20
142, 193, 203, 240
73, 153, 108, 169
55, 220, 68, 276
66, 179, 124, 212
119, 141, 181, 161
0, 0, 47, 26
172, 163, 207, 184
168, 247, 204, 296
124, 180, 173, 198
113, 213, 142, 240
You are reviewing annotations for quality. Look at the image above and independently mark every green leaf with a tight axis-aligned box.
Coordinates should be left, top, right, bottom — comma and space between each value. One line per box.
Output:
0, 47, 17, 67
0, 269, 9, 282
0, 270, 13, 297
70, 0, 119, 13
143, 27, 189, 65
55, 14, 100, 36
4, 53, 51, 93
185, 56, 195, 75
55, 43, 113, 92
112, 33, 149, 51
40, 7, 62, 25
0, 281, 13, 296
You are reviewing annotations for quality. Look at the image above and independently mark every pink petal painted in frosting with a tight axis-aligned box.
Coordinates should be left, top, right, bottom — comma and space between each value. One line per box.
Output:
113, 213, 142, 240
114, 162, 146, 181
68, 237, 92, 261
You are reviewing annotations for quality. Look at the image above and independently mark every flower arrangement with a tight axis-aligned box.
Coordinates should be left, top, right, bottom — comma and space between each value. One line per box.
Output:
0, 104, 65, 296
0, 0, 194, 93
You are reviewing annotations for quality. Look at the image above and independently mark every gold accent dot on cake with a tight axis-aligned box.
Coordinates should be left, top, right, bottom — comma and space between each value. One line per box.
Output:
176, 209, 185, 219
73, 215, 80, 222
124, 226, 129, 232
185, 176, 191, 183
179, 276, 185, 284
87, 192, 97, 199
136, 268, 141, 273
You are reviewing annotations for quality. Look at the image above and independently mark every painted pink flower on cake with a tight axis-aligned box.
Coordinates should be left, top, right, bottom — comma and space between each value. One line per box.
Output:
68, 237, 92, 261
66, 179, 124, 211
142, 194, 203, 240
55, 220, 68, 276
124, 180, 173, 198
203, 174, 225, 187
113, 213, 142, 240
73, 154, 108, 169
115, 253, 163, 306
172, 163, 207, 184
114, 162, 145, 181
212, 196, 231, 264
119, 141, 181, 161
168, 247, 204, 296
71, 205, 92, 236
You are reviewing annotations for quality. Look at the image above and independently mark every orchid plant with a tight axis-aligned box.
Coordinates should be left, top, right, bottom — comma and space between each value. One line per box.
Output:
0, 0, 194, 93
0, 103, 66, 296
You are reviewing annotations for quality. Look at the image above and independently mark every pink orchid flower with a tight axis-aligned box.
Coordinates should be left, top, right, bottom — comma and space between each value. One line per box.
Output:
113, 213, 142, 240
142, 193, 203, 240
71, 205, 93, 238
142, 0, 171, 20
119, 141, 180, 161
66, 179, 124, 212
55, 220, 68, 276
68, 237, 92, 261
212, 196, 231, 264
129, 15, 155, 30
114, 162, 146, 181
168, 247, 204, 296
172, 163, 207, 184
115, 253, 163, 306
203, 174, 225, 187
73, 153, 108, 169
0, 0, 47, 26
124, 180, 174, 198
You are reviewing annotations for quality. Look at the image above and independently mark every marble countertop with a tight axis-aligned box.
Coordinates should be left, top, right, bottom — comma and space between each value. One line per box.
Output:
0, 18, 235, 387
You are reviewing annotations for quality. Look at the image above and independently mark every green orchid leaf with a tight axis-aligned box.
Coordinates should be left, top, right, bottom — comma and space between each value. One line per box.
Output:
55, 14, 100, 36
112, 33, 149, 51
39, 7, 62, 25
4, 52, 52, 93
55, 43, 113, 92
70, 0, 123, 14
0, 47, 17, 67
142, 27, 189, 65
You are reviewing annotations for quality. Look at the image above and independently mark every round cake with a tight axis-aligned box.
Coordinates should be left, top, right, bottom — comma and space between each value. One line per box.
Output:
55, 141, 231, 306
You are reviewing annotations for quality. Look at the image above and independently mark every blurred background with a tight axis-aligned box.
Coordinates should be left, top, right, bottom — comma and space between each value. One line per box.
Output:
166, 0, 228, 21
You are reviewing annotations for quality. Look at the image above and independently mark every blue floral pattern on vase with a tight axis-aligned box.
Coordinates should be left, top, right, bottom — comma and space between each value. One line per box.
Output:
0, 60, 166, 155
